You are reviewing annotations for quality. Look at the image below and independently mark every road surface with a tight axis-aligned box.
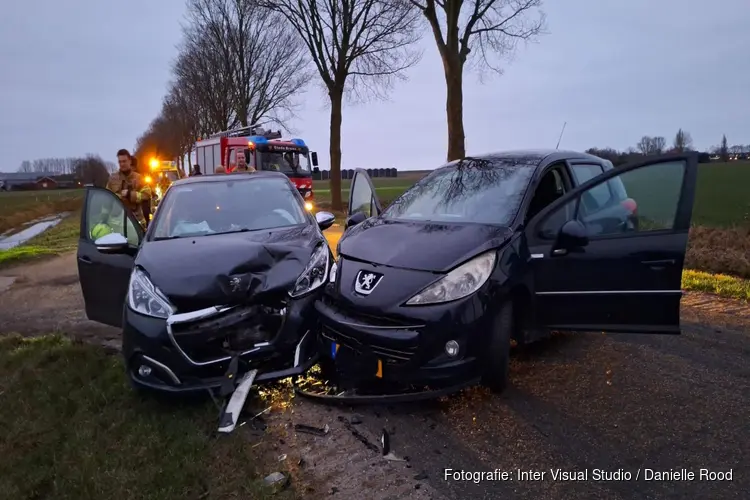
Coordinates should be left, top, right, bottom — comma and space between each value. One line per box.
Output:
0, 226, 746, 499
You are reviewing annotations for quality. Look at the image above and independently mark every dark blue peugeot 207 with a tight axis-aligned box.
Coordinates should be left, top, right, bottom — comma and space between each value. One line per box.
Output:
77, 172, 335, 394
307, 150, 698, 403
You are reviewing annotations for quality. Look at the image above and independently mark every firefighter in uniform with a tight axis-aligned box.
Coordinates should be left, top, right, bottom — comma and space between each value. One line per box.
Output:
107, 149, 152, 227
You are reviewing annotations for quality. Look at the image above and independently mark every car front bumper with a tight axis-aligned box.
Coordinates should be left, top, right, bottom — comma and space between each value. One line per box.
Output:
122, 293, 320, 394
313, 291, 493, 391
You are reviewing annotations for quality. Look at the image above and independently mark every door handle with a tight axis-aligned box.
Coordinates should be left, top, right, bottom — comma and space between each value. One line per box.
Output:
552, 248, 567, 256
79, 256, 92, 264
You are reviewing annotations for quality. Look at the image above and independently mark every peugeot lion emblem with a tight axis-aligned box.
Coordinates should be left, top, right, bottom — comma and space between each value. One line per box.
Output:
354, 270, 383, 295
229, 276, 243, 293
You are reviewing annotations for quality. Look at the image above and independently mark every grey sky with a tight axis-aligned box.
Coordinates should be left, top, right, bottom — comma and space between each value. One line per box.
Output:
1, 0, 748, 172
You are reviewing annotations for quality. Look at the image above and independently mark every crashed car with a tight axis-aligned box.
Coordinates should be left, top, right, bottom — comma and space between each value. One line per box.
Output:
312, 150, 698, 401
77, 171, 335, 394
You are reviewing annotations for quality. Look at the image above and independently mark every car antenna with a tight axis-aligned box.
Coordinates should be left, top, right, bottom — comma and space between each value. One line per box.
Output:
555, 121, 567, 150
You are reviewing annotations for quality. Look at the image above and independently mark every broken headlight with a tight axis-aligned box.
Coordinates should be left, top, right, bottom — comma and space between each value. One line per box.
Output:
405, 251, 496, 305
127, 267, 175, 318
290, 243, 330, 298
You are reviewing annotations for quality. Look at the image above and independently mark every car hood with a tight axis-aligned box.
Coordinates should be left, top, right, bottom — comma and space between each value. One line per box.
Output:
338, 218, 513, 272
135, 225, 323, 311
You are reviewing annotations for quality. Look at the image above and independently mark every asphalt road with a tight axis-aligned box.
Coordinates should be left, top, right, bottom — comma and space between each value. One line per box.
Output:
314, 228, 747, 499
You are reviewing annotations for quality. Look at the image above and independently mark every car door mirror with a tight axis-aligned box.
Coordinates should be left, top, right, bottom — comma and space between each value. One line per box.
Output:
554, 219, 588, 255
311, 152, 319, 167
95, 232, 129, 254
345, 211, 367, 230
315, 211, 335, 231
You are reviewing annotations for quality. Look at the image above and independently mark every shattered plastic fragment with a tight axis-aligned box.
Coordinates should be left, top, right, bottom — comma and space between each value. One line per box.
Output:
294, 423, 330, 436
218, 369, 258, 433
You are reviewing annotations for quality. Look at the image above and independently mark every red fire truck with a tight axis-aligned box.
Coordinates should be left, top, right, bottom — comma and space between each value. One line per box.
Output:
193, 125, 319, 209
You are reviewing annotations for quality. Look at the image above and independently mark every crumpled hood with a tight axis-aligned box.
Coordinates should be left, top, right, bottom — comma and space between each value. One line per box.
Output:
338, 218, 513, 272
135, 225, 323, 311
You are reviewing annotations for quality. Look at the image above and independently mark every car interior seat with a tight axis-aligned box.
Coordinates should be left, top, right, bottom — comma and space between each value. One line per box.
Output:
526, 170, 563, 222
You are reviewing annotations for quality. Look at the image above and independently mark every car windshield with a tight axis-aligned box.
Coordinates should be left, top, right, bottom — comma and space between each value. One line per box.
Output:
258, 151, 310, 174
150, 177, 307, 240
381, 157, 537, 225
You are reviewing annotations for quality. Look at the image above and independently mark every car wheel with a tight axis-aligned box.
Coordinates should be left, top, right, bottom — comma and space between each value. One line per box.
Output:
481, 300, 514, 393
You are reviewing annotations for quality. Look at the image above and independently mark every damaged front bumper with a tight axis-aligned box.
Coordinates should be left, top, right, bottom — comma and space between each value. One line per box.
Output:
122, 292, 319, 394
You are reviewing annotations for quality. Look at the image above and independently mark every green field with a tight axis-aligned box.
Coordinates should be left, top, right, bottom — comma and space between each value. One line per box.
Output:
312, 162, 750, 228
0, 189, 84, 234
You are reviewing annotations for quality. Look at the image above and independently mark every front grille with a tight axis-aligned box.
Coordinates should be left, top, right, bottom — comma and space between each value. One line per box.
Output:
321, 295, 421, 328
169, 302, 286, 364
321, 323, 418, 365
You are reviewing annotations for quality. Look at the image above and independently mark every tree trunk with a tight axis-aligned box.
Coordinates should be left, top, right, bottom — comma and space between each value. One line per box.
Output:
444, 60, 465, 161
328, 87, 344, 211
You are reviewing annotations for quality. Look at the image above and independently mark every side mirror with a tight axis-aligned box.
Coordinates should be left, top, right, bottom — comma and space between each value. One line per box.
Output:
315, 211, 336, 231
553, 220, 588, 255
311, 152, 319, 167
95, 232, 129, 254
345, 211, 367, 230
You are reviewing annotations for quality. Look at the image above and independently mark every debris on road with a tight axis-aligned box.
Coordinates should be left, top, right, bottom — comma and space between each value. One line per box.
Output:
381, 428, 407, 462
263, 471, 289, 492
294, 423, 330, 436
341, 418, 379, 453
350, 414, 363, 424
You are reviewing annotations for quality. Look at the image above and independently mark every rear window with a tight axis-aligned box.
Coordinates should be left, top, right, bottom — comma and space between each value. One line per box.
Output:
381, 157, 537, 225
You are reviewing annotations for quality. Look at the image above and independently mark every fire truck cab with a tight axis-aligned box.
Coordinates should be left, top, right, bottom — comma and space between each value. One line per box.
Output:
193, 125, 318, 210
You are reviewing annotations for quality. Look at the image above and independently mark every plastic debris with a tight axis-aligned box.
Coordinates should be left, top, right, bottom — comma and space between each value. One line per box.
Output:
294, 423, 330, 436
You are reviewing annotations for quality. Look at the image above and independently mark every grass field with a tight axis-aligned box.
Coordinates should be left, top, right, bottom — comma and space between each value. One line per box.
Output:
0, 189, 84, 234
0, 211, 80, 269
0, 335, 293, 499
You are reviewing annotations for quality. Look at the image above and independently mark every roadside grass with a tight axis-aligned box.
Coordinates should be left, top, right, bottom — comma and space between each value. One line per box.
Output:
0, 189, 84, 233
0, 211, 80, 269
0, 335, 294, 500
682, 270, 750, 301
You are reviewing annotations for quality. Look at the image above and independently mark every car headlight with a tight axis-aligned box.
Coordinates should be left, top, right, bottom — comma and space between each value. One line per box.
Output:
405, 251, 496, 306
127, 267, 175, 318
290, 243, 330, 297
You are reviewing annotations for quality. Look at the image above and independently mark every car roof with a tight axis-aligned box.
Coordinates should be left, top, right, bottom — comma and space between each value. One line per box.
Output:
464, 149, 604, 167
170, 170, 289, 187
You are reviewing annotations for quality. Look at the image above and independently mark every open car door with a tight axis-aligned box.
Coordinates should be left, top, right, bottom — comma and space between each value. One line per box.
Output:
77, 187, 144, 328
524, 153, 698, 334
346, 168, 383, 229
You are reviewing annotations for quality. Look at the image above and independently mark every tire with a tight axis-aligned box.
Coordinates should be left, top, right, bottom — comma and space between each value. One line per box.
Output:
481, 300, 514, 393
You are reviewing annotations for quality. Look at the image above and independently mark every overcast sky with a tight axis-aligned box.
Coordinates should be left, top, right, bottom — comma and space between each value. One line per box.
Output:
1, 0, 748, 172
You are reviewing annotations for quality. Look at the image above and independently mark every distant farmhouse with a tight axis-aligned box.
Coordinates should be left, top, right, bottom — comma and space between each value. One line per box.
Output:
0, 172, 80, 191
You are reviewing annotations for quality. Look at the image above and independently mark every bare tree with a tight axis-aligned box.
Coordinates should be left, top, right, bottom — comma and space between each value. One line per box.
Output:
181, 0, 310, 131
173, 35, 237, 135
720, 134, 729, 162
636, 136, 665, 156
17, 161, 32, 173
259, 0, 422, 210
409, 0, 545, 161
673, 128, 693, 152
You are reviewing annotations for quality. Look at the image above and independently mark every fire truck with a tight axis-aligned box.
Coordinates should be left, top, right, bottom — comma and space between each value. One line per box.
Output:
193, 124, 319, 210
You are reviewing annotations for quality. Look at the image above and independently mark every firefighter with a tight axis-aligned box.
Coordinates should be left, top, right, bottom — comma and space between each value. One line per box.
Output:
107, 149, 151, 227
235, 151, 256, 172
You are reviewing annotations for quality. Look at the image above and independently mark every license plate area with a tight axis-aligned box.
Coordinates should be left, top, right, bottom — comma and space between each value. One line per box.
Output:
332, 342, 382, 379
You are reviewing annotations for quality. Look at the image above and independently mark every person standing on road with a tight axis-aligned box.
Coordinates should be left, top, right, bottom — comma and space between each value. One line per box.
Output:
106, 149, 151, 227
191, 164, 203, 176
